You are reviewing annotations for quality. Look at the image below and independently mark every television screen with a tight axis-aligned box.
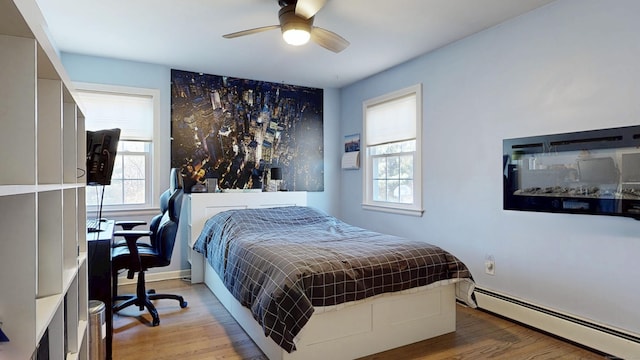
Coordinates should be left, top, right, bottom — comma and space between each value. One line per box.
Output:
86, 128, 121, 185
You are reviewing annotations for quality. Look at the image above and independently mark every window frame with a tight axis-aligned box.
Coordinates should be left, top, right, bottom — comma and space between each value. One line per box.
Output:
362, 84, 423, 216
109, 140, 153, 206
75, 82, 161, 214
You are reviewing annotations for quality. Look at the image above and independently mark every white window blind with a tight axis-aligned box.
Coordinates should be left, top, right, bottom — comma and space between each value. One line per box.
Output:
78, 91, 154, 141
362, 84, 423, 216
76, 84, 159, 211
365, 93, 416, 146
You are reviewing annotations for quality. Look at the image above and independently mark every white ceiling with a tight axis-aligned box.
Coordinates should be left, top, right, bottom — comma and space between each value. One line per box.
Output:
35, 0, 555, 89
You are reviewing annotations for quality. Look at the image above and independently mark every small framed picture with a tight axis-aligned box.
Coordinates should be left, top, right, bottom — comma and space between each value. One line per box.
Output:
345, 133, 360, 152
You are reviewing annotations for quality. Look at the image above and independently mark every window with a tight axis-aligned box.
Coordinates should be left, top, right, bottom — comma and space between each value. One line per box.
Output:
362, 84, 423, 216
76, 83, 160, 211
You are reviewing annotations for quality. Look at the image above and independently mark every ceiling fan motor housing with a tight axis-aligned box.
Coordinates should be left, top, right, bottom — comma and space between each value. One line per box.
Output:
279, 4, 313, 34
278, 0, 297, 7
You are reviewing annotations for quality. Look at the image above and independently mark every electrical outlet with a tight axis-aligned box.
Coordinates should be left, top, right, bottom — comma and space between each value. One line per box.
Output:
485, 255, 495, 275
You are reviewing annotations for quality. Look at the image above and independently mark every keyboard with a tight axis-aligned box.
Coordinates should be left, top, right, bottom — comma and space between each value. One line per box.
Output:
87, 219, 102, 233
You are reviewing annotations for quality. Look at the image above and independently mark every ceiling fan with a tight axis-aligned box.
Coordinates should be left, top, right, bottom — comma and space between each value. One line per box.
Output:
222, 0, 349, 53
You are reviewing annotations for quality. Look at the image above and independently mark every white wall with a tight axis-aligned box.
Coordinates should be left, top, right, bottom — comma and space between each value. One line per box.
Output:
62, 54, 341, 272
339, 0, 640, 336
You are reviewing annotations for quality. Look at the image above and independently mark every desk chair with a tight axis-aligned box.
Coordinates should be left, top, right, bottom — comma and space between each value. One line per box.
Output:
112, 168, 183, 247
111, 169, 182, 301
111, 176, 187, 326
111, 189, 173, 250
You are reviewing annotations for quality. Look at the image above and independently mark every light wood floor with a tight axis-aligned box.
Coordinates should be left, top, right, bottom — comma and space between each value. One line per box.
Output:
112, 279, 607, 359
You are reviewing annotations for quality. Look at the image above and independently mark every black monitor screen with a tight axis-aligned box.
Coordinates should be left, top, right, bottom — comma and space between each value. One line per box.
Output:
86, 128, 121, 185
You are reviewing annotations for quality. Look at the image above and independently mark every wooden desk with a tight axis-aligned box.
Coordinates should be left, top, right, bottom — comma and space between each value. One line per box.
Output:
87, 220, 115, 360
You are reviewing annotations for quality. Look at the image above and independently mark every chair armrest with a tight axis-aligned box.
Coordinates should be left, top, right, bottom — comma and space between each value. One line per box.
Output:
113, 230, 153, 239
114, 230, 153, 277
115, 220, 147, 230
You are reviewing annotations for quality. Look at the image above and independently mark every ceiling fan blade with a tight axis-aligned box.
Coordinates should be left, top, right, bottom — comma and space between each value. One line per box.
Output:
310, 27, 349, 53
223, 25, 280, 39
295, 0, 327, 19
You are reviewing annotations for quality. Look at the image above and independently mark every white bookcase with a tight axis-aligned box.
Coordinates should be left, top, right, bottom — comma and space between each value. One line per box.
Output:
0, 0, 89, 359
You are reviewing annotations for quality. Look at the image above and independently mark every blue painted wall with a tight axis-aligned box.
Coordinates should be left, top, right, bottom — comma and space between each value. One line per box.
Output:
339, 0, 640, 337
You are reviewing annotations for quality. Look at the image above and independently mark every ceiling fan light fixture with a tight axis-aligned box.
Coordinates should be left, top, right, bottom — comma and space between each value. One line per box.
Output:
282, 28, 311, 46
279, 4, 312, 46
223, 1, 349, 53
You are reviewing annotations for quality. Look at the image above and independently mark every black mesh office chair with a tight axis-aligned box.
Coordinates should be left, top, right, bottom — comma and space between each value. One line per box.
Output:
111, 171, 188, 326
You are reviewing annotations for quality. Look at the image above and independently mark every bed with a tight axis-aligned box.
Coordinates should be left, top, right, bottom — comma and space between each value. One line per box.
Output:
192, 205, 476, 360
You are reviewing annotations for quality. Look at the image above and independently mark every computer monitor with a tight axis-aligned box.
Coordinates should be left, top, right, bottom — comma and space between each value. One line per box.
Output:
86, 128, 121, 185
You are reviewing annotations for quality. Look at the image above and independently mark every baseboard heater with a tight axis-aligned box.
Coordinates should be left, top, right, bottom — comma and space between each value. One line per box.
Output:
474, 287, 639, 359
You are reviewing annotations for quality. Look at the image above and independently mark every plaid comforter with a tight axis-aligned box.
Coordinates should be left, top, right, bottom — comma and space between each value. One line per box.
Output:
193, 206, 475, 353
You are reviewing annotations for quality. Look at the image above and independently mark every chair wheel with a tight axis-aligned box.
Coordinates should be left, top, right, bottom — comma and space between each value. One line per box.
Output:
180, 300, 188, 308
148, 289, 156, 294
152, 318, 160, 326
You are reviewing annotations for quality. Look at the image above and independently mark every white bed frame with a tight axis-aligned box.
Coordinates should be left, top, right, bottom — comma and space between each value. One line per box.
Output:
183, 192, 458, 360
205, 261, 456, 360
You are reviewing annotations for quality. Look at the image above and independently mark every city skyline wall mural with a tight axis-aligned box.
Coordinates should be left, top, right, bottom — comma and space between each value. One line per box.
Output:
170, 69, 324, 192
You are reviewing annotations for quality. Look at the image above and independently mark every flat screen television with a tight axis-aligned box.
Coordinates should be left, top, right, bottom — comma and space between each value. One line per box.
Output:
86, 128, 121, 185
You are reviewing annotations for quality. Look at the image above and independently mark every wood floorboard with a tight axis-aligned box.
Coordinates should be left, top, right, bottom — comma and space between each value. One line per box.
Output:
112, 279, 607, 359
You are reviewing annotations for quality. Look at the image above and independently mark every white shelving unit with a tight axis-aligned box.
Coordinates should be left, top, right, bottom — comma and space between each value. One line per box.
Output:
0, 0, 88, 359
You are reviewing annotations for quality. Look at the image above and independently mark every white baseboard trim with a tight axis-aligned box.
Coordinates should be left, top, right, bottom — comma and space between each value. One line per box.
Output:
475, 287, 639, 359
117, 269, 192, 285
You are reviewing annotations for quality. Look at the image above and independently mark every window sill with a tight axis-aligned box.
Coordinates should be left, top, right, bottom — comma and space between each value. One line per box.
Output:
86, 206, 161, 218
361, 203, 424, 217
